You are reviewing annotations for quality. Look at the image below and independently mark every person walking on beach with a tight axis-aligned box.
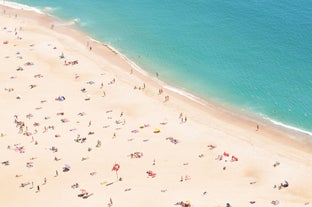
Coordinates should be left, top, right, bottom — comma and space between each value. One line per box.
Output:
37, 185, 40, 192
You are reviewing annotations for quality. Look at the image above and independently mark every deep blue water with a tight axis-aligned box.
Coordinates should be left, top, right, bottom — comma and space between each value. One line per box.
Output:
6, 0, 312, 134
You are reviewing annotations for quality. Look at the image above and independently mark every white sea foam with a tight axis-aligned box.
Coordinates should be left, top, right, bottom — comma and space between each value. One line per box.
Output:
1, 1, 77, 26
104, 43, 211, 109
164, 82, 312, 138
99, 42, 206, 107
163, 84, 208, 105
0, 1, 220, 111
57, 18, 80, 26
106, 44, 150, 77
89, 37, 101, 44
42, 6, 55, 13
262, 116, 312, 137
1, 1, 43, 14
165, 86, 312, 138
98, 41, 312, 139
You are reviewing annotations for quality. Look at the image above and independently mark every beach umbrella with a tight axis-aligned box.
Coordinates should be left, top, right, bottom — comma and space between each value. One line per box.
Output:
112, 163, 120, 180
64, 164, 71, 170
153, 128, 160, 133
112, 163, 120, 171
63, 164, 71, 172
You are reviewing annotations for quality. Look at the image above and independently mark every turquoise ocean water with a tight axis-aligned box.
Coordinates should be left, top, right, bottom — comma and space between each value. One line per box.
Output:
5, 0, 312, 135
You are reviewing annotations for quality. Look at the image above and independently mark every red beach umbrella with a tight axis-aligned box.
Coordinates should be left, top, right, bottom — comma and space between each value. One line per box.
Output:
112, 163, 120, 181
112, 163, 120, 171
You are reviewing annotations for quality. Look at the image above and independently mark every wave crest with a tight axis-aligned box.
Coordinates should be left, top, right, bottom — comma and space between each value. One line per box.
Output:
0, 1, 43, 14
42, 6, 55, 13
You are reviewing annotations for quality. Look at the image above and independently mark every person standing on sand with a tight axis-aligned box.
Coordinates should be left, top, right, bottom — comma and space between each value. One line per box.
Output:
158, 88, 163, 95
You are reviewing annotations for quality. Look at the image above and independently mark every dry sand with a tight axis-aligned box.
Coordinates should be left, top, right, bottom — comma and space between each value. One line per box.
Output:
0, 5, 311, 207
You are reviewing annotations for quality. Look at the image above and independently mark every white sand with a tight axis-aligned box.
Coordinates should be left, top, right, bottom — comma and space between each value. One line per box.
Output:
0, 5, 311, 207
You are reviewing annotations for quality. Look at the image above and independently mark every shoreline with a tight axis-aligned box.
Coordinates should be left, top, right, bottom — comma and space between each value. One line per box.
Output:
1, 3, 312, 207
1, 2, 312, 158
2, 1, 312, 143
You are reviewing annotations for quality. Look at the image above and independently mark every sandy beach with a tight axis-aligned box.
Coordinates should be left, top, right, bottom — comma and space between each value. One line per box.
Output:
0, 5, 312, 207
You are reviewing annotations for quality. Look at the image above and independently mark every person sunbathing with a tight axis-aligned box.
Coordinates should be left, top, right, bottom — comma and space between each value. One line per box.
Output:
2, 160, 9, 166
271, 200, 280, 205
54, 156, 61, 161
175, 201, 191, 207
26, 162, 33, 168
83, 193, 93, 199
146, 170, 156, 178
278, 180, 289, 189
20, 182, 30, 187
71, 183, 79, 189
78, 191, 87, 197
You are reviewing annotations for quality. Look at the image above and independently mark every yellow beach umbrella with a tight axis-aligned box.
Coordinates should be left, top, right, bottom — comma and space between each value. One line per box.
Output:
153, 128, 160, 133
